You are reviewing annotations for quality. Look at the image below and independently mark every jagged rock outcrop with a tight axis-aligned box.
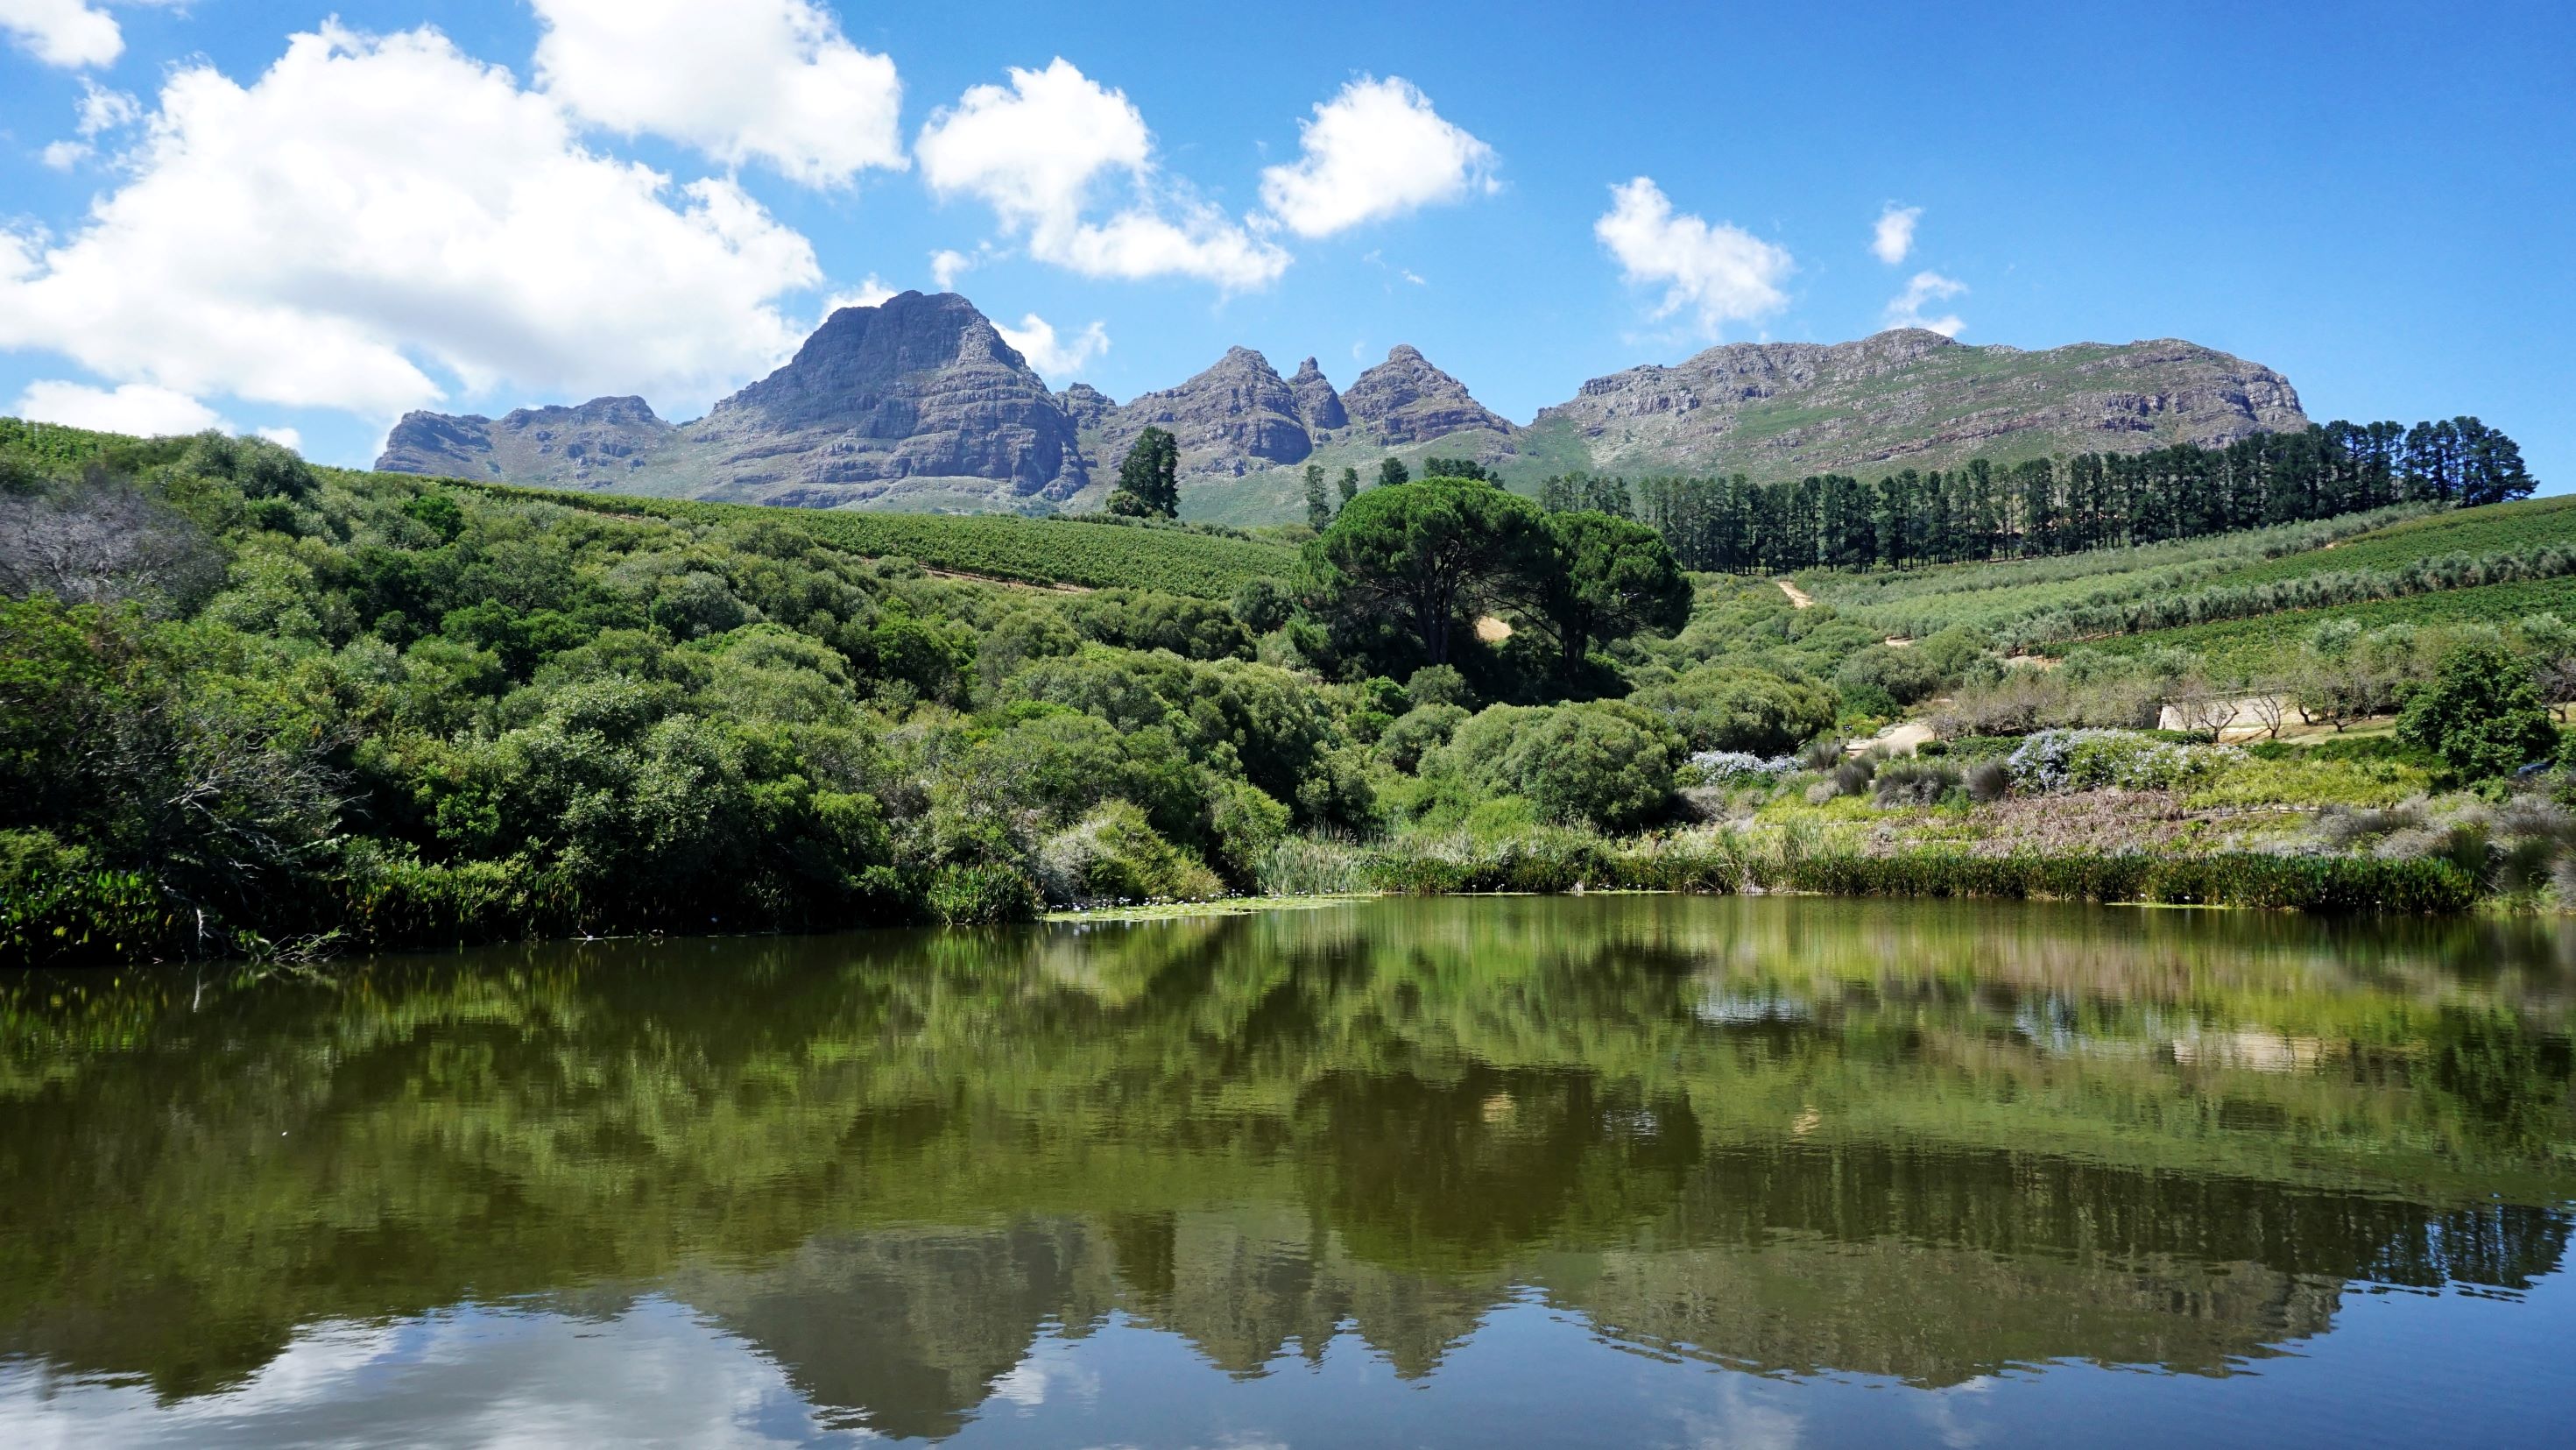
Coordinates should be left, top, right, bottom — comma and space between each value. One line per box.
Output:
378, 396, 678, 485
1342, 344, 1515, 445
1055, 383, 1117, 435
1530, 329, 2308, 480
1093, 347, 1312, 477
1288, 357, 1348, 433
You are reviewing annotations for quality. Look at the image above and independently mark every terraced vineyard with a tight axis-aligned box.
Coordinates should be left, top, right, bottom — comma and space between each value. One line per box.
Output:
461, 484, 1298, 598
2083, 574, 2576, 672
2197, 494, 2576, 588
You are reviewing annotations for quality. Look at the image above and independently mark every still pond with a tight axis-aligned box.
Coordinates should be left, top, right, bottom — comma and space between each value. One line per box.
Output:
2, 896, 2572, 1447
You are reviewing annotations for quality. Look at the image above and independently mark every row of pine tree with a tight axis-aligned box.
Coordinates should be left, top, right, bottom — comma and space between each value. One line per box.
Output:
1541, 416, 2534, 573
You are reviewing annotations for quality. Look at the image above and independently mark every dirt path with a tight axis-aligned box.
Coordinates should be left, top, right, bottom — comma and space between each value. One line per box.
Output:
1775, 578, 1815, 609
1850, 720, 1937, 757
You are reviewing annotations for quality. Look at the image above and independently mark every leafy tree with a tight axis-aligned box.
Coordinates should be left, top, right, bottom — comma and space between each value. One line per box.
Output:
1305, 478, 1554, 668
1303, 463, 1332, 530
1536, 512, 1691, 674
1230, 577, 1293, 636
1108, 426, 1181, 519
1377, 457, 1410, 488
2397, 642, 2560, 779
1422, 456, 1497, 484
1337, 466, 1361, 506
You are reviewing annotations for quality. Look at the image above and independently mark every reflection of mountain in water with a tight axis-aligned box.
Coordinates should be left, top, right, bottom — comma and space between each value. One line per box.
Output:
0, 897, 2570, 1436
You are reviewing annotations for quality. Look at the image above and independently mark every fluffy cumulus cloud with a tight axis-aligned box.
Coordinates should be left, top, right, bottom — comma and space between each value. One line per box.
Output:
12, 378, 224, 434
1885, 270, 1967, 336
1258, 75, 1495, 237
0, 24, 822, 421
0, 0, 123, 69
39, 78, 141, 169
1594, 177, 1792, 337
1872, 203, 1921, 265
996, 312, 1107, 379
917, 58, 1288, 290
531, 0, 904, 187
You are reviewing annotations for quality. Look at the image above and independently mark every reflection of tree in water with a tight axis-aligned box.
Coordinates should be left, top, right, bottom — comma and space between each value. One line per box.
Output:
0, 895, 2570, 1432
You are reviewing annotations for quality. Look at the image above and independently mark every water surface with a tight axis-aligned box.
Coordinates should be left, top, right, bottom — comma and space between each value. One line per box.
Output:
3, 896, 2572, 1447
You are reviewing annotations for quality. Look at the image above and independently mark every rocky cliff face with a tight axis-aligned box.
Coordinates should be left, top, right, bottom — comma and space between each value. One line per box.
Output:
1341, 344, 1515, 445
691, 294, 1081, 499
378, 293, 1087, 509
1530, 329, 2309, 480
378, 396, 679, 485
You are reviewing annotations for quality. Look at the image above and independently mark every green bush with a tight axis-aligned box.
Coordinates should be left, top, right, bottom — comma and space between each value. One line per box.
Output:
926, 864, 1044, 924
2397, 642, 2559, 780
1634, 665, 1838, 755
1036, 803, 1225, 906
1436, 701, 1683, 831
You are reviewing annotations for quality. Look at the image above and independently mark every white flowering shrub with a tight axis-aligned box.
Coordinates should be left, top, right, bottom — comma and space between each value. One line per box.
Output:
2004, 729, 2237, 794
1680, 751, 1799, 788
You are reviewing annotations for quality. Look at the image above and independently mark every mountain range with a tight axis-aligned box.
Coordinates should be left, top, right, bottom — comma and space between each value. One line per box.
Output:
377, 290, 2310, 524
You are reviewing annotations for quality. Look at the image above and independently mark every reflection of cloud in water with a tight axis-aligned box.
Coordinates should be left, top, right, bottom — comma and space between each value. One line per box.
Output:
1680, 1376, 1806, 1450
986, 1334, 1103, 1411
0, 1300, 849, 1449
1914, 1376, 1997, 1450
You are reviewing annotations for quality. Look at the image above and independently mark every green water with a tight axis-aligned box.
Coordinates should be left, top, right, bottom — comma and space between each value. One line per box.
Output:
3, 896, 2572, 1446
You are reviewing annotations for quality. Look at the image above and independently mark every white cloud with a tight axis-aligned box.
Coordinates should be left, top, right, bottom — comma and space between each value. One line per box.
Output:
0, 0, 122, 69
1872, 203, 1921, 265
531, 0, 904, 187
37, 79, 141, 169
12, 378, 224, 434
1258, 75, 1495, 237
255, 425, 302, 449
1594, 176, 1792, 338
929, 247, 976, 289
0, 24, 822, 421
821, 275, 895, 314
917, 58, 1288, 290
996, 312, 1107, 380
1884, 270, 1967, 336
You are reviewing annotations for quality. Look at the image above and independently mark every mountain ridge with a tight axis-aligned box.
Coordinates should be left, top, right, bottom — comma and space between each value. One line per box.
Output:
378, 291, 2311, 520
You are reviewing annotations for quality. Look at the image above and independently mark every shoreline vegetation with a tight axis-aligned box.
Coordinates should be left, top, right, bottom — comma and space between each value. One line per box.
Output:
2, 415, 2566, 967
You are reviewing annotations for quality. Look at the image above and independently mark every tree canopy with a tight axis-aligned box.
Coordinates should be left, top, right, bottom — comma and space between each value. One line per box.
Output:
1303, 478, 1555, 668
1108, 427, 1182, 519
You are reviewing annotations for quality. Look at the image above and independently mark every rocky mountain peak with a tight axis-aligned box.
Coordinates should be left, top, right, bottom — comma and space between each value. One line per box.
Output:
1096, 344, 1309, 475
1288, 357, 1346, 433
1342, 344, 1514, 445
1055, 382, 1117, 434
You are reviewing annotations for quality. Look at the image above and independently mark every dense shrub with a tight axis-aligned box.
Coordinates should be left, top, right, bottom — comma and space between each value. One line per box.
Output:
1872, 759, 1963, 808
1036, 802, 1224, 906
1434, 701, 1684, 831
926, 864, 1044, 924
1633, 665, 1838, 755
2397, 642, 2559, 779
2005, 729, 2234, 793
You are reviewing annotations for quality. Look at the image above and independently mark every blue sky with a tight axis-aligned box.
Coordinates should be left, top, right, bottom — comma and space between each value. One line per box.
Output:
2, 0, 2569, 485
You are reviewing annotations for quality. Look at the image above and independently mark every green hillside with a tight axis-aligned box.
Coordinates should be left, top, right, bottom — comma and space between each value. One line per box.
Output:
465, 482, 1297, 598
